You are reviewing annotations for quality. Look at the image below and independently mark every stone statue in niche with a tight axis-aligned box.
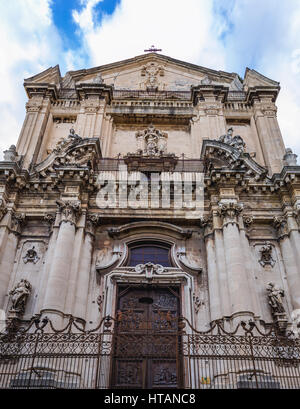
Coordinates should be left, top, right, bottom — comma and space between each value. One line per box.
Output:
23, 246, 40, 264
259, 241, 275, 268
219, 128, 246, 153
266, 282, 288, 332
9, 279, 32, 315
267, 282, 285, 314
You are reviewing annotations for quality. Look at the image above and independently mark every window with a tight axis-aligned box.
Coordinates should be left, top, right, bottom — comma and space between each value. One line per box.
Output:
127, 243, 172, 267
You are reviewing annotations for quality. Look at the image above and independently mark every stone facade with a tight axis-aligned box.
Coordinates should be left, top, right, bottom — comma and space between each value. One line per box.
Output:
1, 52, 300, 337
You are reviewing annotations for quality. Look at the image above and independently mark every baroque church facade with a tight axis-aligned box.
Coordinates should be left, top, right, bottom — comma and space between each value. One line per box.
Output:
1, 52, 300, 389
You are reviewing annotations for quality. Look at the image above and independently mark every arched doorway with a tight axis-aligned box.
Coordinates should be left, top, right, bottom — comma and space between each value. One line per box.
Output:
111, 284, 181, 389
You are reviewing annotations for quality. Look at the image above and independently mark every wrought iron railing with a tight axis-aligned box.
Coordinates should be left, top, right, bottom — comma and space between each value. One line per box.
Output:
0, 315, 300, 389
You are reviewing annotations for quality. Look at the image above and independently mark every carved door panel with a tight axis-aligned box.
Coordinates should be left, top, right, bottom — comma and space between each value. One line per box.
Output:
111, 286, 180, 389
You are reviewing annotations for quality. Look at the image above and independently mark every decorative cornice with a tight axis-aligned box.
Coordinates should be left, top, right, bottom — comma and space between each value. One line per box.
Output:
191, 84, 229, 105
75, 83, 113, 104
24, 83, 58, 101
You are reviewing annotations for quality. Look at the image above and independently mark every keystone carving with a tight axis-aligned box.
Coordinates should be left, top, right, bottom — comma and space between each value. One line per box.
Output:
135, 262, 165, 280
259, 241, 275, 268
9, 279, 32, 315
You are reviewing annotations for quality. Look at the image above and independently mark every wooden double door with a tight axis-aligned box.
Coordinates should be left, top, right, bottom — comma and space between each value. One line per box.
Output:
111, 285, 181, 389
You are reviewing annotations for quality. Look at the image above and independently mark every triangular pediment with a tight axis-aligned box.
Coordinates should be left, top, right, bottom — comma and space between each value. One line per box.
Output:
24, 65, 61, 86
244, 68, 279, 89
65, 53, 243, 91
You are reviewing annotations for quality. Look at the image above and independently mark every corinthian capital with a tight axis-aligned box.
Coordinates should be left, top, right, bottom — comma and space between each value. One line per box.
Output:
56, 200, 81, 226
217, 201, 243, 222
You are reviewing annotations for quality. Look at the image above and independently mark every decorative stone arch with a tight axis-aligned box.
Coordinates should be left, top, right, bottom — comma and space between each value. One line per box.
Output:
96, 221, 204, 327
33, 137, 101, 176
201, 139, 269, 180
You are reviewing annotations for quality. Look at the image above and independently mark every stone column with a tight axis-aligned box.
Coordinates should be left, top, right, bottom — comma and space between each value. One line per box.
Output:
290, 207, 300, 269
42, 201, 81, 322
35, 213, 58, 314
73, 214, 99, 321
218, 201, 253, 317
274, 216, 300, 309
0, 211, 24, 309
204, 223, 221, 321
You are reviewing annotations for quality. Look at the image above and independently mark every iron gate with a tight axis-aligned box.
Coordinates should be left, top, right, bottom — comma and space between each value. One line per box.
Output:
1, 315, 300, 389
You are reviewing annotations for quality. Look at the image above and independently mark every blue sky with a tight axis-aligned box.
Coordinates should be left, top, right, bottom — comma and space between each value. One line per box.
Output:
0, 0, 300, 159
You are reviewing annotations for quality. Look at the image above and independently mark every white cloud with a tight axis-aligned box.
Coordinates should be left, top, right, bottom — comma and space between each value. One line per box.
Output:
214, 0, 300, 158
71, 0, 226, 70
71, 0, 300, 159
0, 0, 66, 157
1, 0, 300, 165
